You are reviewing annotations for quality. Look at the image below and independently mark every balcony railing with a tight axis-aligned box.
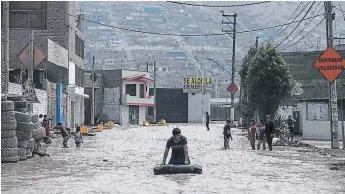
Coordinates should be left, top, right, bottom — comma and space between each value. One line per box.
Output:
122, 94, 154, 106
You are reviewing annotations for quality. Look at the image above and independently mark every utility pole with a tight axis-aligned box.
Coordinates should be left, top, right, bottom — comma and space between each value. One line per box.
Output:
222, 12, 237, 123
1, 1, 9, 95
153, 61, 157, 123
195, 58, 205, 124
146, 61, 149, 72
91, 56, 95, 126
255, 36, 259, 49
202, 60, 205, 125
325, 1, 339, 149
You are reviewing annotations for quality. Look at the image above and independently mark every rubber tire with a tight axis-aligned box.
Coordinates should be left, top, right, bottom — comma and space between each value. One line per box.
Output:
1, 101, 14, 112
16, 131, 33, 141
18, 140, 29, 148
14, 107, 27, 113
1, 130, 16, 139
28, 138, 35, 149
7, 95, 24, 101
1, 148, 18, 157
1, 94, 7, 101
1, 156, 19, 163
14, 101, 28, 108
18, 148, 26, 157
16, 122, 34, 132
1, 137, 18, 148
1, 121, 17, 131
1, 111, 15, 121
31, 114, 38, 123
15, 112, 32, 122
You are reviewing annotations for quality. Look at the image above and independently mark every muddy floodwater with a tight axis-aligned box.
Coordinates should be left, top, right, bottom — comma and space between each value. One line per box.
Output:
2, 125, 345, 194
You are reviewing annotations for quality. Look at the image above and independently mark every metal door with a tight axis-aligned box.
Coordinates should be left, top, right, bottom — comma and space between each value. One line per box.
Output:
129, 105, 139, 125
293, 111, 301, 135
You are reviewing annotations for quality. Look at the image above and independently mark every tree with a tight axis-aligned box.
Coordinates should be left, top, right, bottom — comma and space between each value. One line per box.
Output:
246, 44, 294, 119
239, 47, 257, 119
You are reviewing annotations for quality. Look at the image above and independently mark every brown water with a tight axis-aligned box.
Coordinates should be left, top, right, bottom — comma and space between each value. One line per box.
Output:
2, 125, 345, 194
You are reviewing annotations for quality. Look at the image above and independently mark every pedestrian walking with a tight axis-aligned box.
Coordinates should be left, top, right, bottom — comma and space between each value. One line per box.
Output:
223, 120, 233, 150
257, 120, 266, 150
286, 115, 296, 141
75, 126, 84, 148
39, 114, 44, 126
56, 122, 70, 148
205, 112, 210, 130
248, 120, 256, 150
265, 115, 275, 151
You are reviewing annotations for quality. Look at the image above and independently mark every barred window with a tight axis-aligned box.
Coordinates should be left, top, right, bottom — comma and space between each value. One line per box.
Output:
75, 34, 84, 59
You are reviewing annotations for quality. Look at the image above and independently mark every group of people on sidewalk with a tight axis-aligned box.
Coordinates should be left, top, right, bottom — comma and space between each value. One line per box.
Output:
38, 114, 84, 148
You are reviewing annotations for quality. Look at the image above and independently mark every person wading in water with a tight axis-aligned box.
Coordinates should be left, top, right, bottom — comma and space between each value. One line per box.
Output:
162, 128, 190, 165
265, 115, 275, 151
205, 112, 210, 130
223, 120, 233, 149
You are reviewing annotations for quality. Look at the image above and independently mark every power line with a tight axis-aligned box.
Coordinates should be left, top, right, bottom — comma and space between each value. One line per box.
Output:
281, 2, 323, 48
237, 14, 324, 34
274, 1, 316, 49
267, 1, 309, 42
59, 9, 323, 37
165, 1, 271, 8
336, 3, 345, 20
282, 19, 325, 50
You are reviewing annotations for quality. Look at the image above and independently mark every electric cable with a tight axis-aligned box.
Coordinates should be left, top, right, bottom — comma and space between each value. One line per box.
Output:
274, 1, 316, 49
57, 8, 323, 37
165, 1, 271, 8
282, 19, 325, 50
281, 2, 323, 48
267, 1, 309, 42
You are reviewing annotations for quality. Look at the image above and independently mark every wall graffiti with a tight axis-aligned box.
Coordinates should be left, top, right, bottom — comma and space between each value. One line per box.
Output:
103, 87, 121, 123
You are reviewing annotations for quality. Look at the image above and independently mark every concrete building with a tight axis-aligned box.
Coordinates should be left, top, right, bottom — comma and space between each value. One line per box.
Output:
280, 50, 345, 140
84, 69, 155, 125
8, 1, 87, 128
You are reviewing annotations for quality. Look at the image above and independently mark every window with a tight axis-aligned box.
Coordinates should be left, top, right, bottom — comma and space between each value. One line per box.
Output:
75, 34, 84, 59
9, 1, 47, 29
139, 84, 144, 98
148, 106, 154, 116
126, 84, 136, 96
149, 88, 154, 96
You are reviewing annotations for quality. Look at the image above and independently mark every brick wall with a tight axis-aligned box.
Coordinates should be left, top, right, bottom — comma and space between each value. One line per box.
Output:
9, 1, 85, 87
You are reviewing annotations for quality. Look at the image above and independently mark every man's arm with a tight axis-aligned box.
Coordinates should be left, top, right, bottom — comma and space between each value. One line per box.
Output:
162, 147, 169, 164
183, 137, 189, 163
183, 144, 189, 162
162, 140, 170, 164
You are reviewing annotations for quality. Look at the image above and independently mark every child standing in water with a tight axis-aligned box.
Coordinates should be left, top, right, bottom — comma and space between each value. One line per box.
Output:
248, 120, 256, 150
257, 120, 266, 150
75, 127, 84, 148
223, 120, 233, 150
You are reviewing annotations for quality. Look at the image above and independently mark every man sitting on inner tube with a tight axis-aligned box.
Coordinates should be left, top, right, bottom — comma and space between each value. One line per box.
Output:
162, 128, 190, 165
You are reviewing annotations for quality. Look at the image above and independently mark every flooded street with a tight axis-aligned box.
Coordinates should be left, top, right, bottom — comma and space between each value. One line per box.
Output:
2, 124, 345, 194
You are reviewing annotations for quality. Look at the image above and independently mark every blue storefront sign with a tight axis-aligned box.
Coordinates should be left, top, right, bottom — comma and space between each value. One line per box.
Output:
56, 83, 63, 124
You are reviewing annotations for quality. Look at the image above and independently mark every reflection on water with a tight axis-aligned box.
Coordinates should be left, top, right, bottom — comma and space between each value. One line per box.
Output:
163, 174, 193, 185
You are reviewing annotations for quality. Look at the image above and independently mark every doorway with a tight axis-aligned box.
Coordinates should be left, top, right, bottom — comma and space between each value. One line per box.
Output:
129, 105, 139, 125
293, 111, 301, 135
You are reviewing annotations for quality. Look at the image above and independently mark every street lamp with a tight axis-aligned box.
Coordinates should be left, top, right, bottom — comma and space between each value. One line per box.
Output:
195, 57, 205, 124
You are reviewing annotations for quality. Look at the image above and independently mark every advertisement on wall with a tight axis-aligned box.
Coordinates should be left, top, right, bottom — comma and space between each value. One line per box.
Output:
47, 39, 68, 69
183, 77, 213, 93
307, 102, 328, 121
